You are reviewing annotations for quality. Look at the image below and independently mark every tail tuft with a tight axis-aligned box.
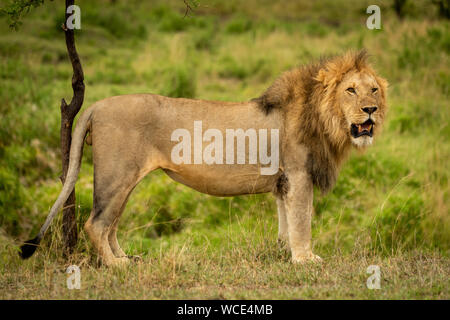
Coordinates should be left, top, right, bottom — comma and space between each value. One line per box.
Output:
19, 236, 40, 259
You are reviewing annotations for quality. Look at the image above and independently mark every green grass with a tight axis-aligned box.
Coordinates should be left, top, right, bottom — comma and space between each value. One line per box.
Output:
0, 0, 449, 299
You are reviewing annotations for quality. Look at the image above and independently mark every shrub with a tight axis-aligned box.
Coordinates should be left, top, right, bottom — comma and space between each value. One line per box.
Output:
163, 66, 196, 98
225, 16, 252, 34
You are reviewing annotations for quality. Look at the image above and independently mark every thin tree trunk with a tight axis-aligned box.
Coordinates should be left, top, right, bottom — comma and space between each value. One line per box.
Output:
60, 0, 84, 254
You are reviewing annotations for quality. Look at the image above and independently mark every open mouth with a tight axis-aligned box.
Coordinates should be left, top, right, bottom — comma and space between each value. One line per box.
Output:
351, 119, 374, 138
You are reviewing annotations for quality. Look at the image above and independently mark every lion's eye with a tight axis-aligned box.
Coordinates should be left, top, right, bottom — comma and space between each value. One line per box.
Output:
346, 87, 356, 94
372, 87, 378, 93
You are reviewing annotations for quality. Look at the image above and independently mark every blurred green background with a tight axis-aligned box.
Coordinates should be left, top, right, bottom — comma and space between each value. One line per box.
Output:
0, 0, 448, 299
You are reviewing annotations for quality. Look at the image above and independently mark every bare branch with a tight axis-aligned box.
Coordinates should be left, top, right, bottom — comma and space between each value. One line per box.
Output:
183, 0, 197, 18
60, 0, 84, 254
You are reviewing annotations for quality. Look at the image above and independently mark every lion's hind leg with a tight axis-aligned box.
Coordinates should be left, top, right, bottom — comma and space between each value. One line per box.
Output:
85, 185, 135, 267
85, 157, 161, 267
108, 216, 127, 258
107, 187, 145, 261
84, 162, 142, 266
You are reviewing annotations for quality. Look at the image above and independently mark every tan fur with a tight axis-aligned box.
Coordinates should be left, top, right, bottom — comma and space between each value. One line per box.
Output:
38, 50, 387, 266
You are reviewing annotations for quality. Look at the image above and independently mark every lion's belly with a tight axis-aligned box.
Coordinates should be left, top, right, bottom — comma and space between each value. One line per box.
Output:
162, 165, 278, 196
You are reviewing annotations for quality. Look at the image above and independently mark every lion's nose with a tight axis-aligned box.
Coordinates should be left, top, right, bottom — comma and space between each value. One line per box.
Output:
362, 106, 377, 114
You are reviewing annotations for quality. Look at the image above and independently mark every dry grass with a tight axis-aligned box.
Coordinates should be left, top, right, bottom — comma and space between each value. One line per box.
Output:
1, 229, 448, 299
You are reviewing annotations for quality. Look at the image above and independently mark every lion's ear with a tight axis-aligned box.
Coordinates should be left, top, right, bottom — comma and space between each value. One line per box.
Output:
314, 69, 328, 85
314, 66, 339, 87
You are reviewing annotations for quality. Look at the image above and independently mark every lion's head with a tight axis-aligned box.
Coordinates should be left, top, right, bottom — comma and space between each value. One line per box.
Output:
254, 50, 388, 192
315, 50, 388, 149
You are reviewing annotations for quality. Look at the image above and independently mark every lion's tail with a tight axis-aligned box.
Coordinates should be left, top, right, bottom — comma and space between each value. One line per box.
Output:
20, 107, 94, 259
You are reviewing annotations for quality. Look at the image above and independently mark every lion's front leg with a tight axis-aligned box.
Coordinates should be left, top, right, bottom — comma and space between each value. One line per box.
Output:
276, 197, 289, 249
284, 171, 322, 263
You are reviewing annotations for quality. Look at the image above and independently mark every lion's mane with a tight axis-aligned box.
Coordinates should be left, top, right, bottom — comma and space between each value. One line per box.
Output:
254, 50, 388, 193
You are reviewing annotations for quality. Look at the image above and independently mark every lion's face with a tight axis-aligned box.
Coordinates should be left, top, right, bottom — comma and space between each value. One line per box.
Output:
336, 70, 387, 148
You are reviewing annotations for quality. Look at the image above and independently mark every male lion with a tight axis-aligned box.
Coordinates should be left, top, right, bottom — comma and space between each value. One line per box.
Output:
21, 50, 388, 266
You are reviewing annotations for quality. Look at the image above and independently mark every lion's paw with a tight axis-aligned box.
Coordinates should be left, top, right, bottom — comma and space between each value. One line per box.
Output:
291, 252, 322, 264
106, 256, 131, 268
